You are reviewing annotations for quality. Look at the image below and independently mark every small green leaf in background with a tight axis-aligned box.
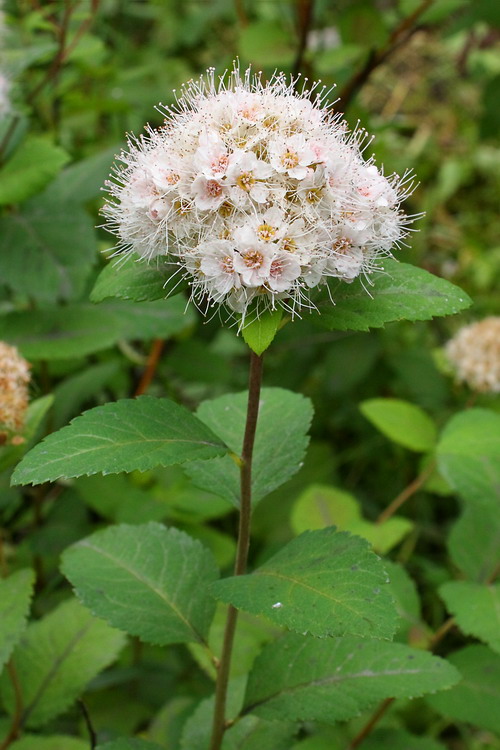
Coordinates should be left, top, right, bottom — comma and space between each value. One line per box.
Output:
448, 502, 500, 583
74, 474, 171, 524
359, 728, 446, 750
12, 396, 229, 485
437, 408, 500, 505
213, 528, 398, 639
384, 560, 431, 647
10, 737, 89, 750
291, 484, 413, 554
180, 676, 247, 750
239, 21, 294, 66
185, 388, 313, 507
315, 260, 471, 331
0, 598, 126, 728
244, 633, 460, 724
61, 523, 219, 645
360, 398, 437, 452
440, 581, 500, 654
0, 395, 54, 473
0, 569, 35, 671
426, 645, 500, 734
91, 253, 185, 302
242, 308, 283, 355
0, 136, 69, 205
96, 740, 164, 750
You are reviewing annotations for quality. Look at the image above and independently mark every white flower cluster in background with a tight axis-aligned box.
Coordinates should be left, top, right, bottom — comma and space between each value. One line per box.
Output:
446, 317, 500, 394
0, 341, 30, 433
103, 66, 415, 321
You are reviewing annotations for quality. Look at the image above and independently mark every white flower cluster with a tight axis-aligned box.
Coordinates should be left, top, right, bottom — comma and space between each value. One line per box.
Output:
446, 317, 500, 394
0, 341, 30, 433
103, 67, 414, 321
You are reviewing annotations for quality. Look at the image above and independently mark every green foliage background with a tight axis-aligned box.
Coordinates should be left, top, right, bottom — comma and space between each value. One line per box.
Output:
0, 1, 499, 749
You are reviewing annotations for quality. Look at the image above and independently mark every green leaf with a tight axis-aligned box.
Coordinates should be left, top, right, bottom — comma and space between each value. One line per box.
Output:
448, 502, 500, 582
360, 398, 437, 452
0, 194, 96, 302
44, 145, 119, 202
315, 261, 471, 331
0, 569, 35, 671
212, 528, 398, 639
0, 598, 126, 728
0, 136, 69, 206
359, 728, 446, 750
220, 716, 296, 750
0, 395, 54, 473
96, 741, 163, 750
427, 645, 500, 734
239, 21, 294, 66
440, 581, 500, 654
436, 408, 500, 506
52, 361, 121, 429
291, 485, 412, 555
185, 388, 313, 507
0, 298, 193, 360
91, 253, 186, 303
180, 677, 246, 750
12, 396, 229, 486
384, 560, 430, 647
244, 632, 460, 723
61, 523, 219, 646
10, 737, 89, 750
74, 474, 170, 524
242, 309, 283, 355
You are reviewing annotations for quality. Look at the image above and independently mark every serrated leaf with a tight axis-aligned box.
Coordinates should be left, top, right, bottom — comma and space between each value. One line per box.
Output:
96, 742, 163, 750
91, 253, 186, 302
0, 136, 69, 205
241, 308, 283, 355
185, 388, 313, 507
212, 528, 398, 639
315, 261, 471, 331
61, 523, 219, 646
0, 598, 126, 728
96, 741, 164, 750
0, 569, 35, 671
427, 645, 500, 734
244, 633, 460, 724
384, 560, 430, 646
360, 398, 437, 452
440, 581, 500, 654
448, 502, 500, 582
12, 396, 229, 486
10, 737, 89, 750
0, 298, 193, 360
0, 193, 96, 302
437, 409, 500, 506
291, 485, 412, 555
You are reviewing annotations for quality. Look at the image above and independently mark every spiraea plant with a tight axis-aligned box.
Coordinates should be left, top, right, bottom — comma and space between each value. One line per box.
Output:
2, 53, 499, 750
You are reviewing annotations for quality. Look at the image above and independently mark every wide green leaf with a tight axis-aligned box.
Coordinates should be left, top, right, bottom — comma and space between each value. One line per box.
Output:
291, 485, 413, 554
10, 737, 89, 750
0, 136, 69, 205
244, 633, 460, 723
360, 398, 437, 452
0, 569, 35, 671
96, 741, 164, 750
212, 527, 398, 639
436, 408, 500, 505
0, 298, 193, 360
360, 729, 446, 750
448, 502, 500, 582
0, 598, 126, 728
241, 308, 283, 355
315, 260, 471, 331
427, 645, 500, 734
12, 396, 229, 485
440, 581, 500, 653
61, 523, 219, 646
185, 388, 313, 507
91, 253, 184, 302
0, 193, 96, 302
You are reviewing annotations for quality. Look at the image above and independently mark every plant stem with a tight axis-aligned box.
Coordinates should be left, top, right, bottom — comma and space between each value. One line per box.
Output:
376, 460, 435, 524
0, 662, 23, 750
134, 339, 165, 396
209, 351, 264, 750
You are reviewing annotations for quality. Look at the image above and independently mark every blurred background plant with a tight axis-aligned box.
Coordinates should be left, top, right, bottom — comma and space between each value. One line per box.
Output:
0, 1, 499, 749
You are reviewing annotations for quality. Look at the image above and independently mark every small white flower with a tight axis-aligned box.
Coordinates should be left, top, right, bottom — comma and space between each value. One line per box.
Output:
446, 318, 500, 393
233, 241, 273, 286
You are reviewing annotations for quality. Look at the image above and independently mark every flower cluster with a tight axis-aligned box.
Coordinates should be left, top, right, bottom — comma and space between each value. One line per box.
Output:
446, 317, 500, 394
103, 67, 414, 321
0, 342, 30, 433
